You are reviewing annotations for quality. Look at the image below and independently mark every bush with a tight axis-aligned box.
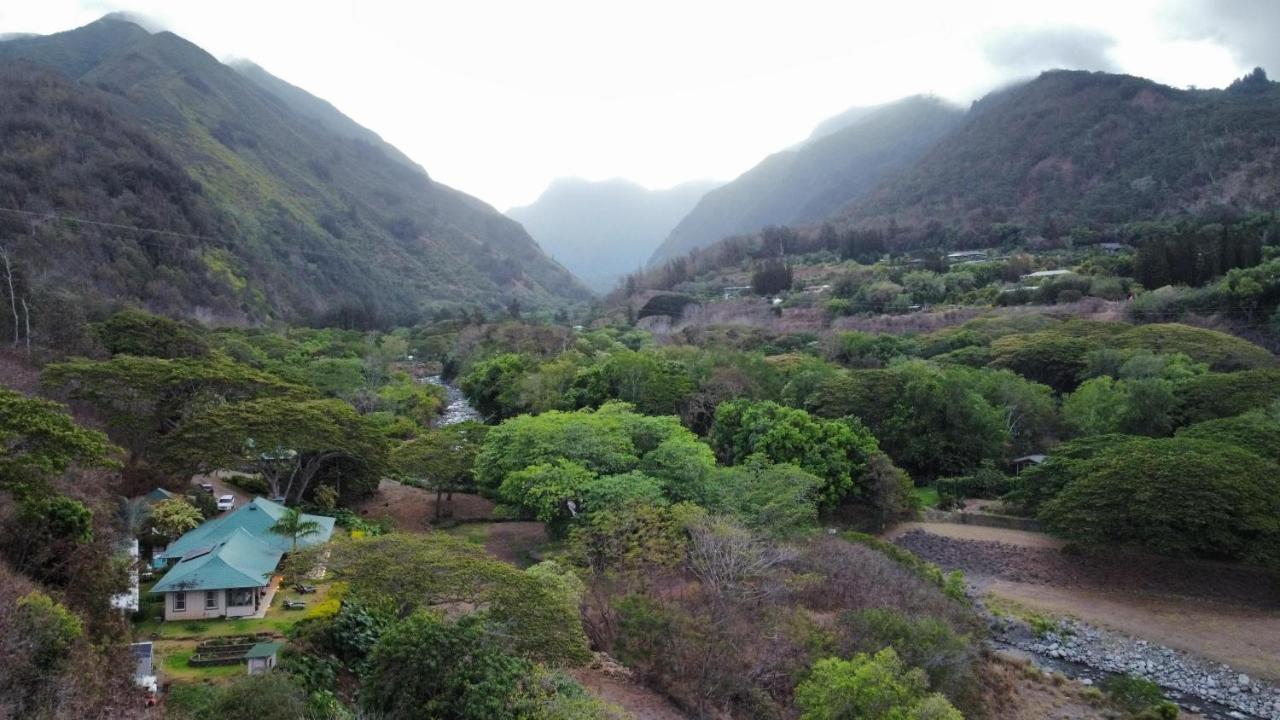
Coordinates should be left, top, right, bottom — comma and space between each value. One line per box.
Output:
1101, 675, 1178, 718
795, 648, 963, 720
838, 608, 977, 706
935, 462, 1015, 503
225, 473, 269, 495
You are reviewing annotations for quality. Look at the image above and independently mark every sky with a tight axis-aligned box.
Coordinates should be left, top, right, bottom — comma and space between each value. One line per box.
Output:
0, 1, 1274, 210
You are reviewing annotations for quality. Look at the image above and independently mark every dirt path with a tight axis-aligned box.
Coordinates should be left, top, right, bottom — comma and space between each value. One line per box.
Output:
891, 524, 1280, 682
571, 669, 689, 720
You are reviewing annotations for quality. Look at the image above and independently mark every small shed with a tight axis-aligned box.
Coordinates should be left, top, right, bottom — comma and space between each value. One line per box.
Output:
1010, 454, 1047, 474
245, 641, 283, 675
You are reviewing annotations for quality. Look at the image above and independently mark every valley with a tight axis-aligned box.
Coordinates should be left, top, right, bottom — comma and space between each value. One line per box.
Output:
2, 8, 1280, 720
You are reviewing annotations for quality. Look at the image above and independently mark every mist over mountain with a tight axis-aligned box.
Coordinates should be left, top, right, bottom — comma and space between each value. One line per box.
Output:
649, 96, 963, 265
507, 177, 718, 292
0, 16, 588, 330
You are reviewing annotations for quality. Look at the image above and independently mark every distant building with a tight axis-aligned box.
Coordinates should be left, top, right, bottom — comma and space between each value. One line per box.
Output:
1020, 269, 1073, 282
1010, 454, 1047, 474
1098, 242, 1127, 253
946, 250, 988, 262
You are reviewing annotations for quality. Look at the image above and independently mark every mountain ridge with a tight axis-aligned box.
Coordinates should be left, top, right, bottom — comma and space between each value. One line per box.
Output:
0, 17, 588, 332
648, 95, 964, 265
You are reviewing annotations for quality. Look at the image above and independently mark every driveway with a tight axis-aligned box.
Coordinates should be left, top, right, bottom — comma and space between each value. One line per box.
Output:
190, 471, 253, 508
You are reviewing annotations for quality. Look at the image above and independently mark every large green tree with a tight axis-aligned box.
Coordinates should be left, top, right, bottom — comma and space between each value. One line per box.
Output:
42, 356, 303, 475
0, 387, 116, 483
391, 421, 488, 519
795, 649, 962, 720
161, 397, 388, 503
1039, 437, 1280, 563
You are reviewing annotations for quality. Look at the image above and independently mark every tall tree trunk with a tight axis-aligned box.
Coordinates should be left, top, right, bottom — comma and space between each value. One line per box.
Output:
0, 247, 17, 348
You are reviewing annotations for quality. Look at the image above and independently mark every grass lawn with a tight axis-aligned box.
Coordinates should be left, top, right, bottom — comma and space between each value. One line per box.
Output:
154, 640, 245, 683
914, 485, 940, 509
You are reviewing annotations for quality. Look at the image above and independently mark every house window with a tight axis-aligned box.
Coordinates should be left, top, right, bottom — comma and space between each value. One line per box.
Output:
229, 588, 254, 607
173, 593, 186, 612
205, 591, 219, 610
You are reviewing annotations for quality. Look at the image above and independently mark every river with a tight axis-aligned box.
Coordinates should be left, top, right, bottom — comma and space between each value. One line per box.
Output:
423, 375, 483, 426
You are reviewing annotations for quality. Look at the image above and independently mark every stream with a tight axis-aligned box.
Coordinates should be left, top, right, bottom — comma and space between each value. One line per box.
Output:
423, 375, 483, 426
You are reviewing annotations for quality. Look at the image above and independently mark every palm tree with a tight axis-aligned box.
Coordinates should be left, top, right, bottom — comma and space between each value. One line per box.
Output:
269, 507, 322, 554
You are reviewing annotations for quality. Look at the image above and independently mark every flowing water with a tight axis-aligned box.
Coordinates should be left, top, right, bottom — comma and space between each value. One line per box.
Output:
423, 375, 483, 426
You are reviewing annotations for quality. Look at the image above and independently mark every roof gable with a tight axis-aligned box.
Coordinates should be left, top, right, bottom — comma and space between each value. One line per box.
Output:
158, 497, 335, 560
151, 528, 282, 592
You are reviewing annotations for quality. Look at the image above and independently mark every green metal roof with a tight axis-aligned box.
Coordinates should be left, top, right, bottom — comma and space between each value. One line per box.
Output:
151, 528, 282, 593
245, 641, 283, 659
143, 487, 178, 505
157, 497, 335, 562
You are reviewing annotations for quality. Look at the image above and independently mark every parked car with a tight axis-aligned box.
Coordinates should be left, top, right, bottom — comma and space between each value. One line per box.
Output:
216, 495, 235, 511
198, 483, 214, 494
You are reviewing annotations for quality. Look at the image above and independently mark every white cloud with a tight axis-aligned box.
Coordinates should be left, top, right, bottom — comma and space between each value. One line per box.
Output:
0, 0, 1260, 209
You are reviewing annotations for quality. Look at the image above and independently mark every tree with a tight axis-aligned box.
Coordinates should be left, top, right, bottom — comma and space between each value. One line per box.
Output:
711, 400, 880, 509
269, 507, 322, 554
1039, 437, 1280, 562
312, 533, 590, 664
363, 612, 573, 720
162, 397, 389, 503
391, 422, 488, 519
150, 498, 203, 541
42, 356, 303, 477
94, 308, 209, 359
795, 649, 962, 720
0, 387, 116, 484
708, 459, 822, 536
15, 591, 82, 671
459, 353, 535, 421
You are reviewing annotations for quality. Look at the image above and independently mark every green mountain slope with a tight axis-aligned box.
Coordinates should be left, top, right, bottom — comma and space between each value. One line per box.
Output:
841, 69, 1280, 230
0, 17, 588, 330
507, 177, 718, 292
648, 96, 963, 265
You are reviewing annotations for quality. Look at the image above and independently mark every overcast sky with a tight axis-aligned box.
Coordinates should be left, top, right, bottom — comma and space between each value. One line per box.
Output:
1, 1, 1274, 210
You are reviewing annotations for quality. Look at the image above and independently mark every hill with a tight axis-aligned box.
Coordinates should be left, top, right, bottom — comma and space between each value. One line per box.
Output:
0, 17, 589, 334
648, 96, 963, 265
840, 69, 1280, 231
507, 177, 717, 292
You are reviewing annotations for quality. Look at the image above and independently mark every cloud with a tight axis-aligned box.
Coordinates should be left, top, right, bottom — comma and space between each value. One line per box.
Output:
1164, 0, 1280, 76
982, 26, 1119, 76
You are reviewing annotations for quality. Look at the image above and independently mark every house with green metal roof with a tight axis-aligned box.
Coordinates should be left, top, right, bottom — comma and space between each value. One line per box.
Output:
150, 498, 334, 621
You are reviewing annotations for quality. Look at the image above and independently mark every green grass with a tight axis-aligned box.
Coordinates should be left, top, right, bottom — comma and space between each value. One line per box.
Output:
914, 486, 940, 509
156, 641, 245, 682
444, 523, 490, 546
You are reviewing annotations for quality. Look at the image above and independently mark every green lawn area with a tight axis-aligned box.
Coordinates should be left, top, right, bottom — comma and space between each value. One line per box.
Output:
155, 641, 245, 683
914, 485, 940, 509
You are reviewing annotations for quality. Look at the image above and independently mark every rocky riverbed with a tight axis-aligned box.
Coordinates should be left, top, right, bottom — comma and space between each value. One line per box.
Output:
423, 375, 483, 425
994, 614, 1280, 719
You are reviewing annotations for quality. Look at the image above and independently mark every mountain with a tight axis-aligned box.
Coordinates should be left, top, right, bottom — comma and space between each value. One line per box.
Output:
840, 69, 1280, 230
507, 178, 718, 292
648, 96, 963, 265
0, 17, 589, 331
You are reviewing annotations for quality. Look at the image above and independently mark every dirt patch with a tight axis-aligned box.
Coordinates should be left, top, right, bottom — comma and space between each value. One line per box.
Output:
571, 668, 688, 720
351, 480, 494, 532
893, 529, 1277, 608
885, 522, 1065, 549
483, 522, 547, 567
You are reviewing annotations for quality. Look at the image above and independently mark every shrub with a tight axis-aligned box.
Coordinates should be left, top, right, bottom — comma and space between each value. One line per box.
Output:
794, 649, 963, 720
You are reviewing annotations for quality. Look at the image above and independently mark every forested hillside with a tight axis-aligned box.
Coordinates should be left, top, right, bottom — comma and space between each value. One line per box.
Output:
649, 96, 963, 264
842, 69, 1280, 231
0, 17, 589, 339
508, 178, 717, 292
